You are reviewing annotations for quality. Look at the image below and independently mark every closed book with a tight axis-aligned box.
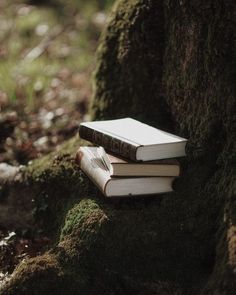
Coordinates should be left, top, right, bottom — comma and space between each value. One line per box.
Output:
79, 118, 187, 161
103, 150, 180, 177
76, 147, 174, 197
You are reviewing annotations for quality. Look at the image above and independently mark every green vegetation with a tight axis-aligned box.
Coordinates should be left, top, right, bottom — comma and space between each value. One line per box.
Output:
0, 0, 113, 110
0, 0, 115, 166
1, 0, 235, 294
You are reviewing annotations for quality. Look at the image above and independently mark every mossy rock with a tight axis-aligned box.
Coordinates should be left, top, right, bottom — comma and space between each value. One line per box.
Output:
2, 0, 236, 294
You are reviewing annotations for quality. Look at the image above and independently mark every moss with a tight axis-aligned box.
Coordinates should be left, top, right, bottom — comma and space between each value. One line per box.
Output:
24, 136, 83, 184
2, 253, 79, 295
60, 199, 107, 240
2, 198, 184, 294
2, 0, 236, 294
20, 136, 94, 234
58, 187, 223, 293
91, 0, 235, 292
90, 0, 173, 130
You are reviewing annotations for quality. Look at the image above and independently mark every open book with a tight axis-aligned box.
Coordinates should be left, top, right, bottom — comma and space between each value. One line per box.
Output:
76, 147, 174, 197
95, 146, 180, 177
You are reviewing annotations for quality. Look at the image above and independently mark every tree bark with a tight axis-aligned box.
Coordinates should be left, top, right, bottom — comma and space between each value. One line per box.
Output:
1, 0, 235, 294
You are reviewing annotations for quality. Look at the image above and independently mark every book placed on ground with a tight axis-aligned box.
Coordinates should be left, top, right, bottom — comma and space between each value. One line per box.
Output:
79, 117, 187, 161
76, 146, 174, 197
93, 146, 180, 177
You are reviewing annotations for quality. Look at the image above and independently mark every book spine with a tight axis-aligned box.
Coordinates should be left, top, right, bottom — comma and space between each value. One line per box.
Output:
79, 125, 138, 161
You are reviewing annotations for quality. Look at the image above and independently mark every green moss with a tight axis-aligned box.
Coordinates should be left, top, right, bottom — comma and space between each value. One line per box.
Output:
19, 136, 92, 236
57, 198, 187, 293
90, 0, 172, 130
91, 0, 235, 292
58, 189, 219, 293
2, 253, 80, 295
60, 199, 106, 240
24, 136, 82, 182
2, 0, 236, 294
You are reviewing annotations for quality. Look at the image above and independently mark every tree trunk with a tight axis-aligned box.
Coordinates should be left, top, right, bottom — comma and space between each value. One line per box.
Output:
1, 0, 235, 294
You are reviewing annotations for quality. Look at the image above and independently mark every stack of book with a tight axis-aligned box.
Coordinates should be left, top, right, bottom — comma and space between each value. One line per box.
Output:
76, 118, 187, 198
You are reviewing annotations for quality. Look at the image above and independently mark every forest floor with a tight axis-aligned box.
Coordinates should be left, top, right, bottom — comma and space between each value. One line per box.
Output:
0, 0, 111, 287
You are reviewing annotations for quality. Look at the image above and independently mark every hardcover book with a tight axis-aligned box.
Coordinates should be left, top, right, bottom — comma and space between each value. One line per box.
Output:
89, 146, 180, 177
79, 118, 187, 161
76, 147, 174, 197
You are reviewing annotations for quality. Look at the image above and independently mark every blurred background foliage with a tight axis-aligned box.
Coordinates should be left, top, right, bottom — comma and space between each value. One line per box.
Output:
27, 0, 114, 11
0, 0, 114, 165
0, 0, 115, 286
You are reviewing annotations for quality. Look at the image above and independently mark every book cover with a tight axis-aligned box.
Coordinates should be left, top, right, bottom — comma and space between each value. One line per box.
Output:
93, 146, 180, 177
76, 147, 174, 197
79, 118, 187, 161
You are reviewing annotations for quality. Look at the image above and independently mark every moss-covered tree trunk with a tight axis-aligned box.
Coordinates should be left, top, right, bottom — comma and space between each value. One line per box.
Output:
2, 0, 235, 294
